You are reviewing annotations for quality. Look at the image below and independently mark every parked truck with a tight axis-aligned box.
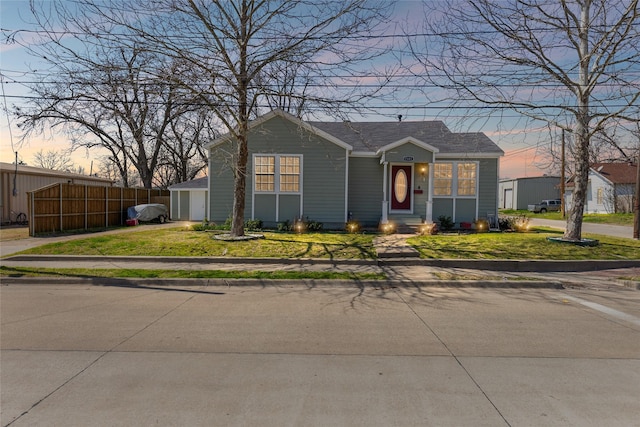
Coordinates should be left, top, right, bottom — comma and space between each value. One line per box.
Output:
527, 199, 562, 213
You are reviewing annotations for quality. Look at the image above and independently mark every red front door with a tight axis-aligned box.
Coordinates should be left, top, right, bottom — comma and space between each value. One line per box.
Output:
391, 165, 412, 210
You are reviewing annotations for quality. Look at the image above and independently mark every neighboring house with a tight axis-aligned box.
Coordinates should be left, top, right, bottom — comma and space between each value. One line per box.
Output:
0, 162, 114, 224
206, 110, 504, 229
565, 162, 637, 214
169, 176, 209, 221
499, 176, 561, 210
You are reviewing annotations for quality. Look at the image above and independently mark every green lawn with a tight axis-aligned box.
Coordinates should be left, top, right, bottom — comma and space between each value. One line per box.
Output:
17, 228, 378, 259
0, 266, 384, 281
407, 228, 640, 260
13, 226, 640, 261
501, 210, 635, 226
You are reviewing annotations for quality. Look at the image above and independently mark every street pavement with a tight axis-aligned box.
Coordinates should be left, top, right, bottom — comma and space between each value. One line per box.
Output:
2, 282, 639, 426
2, 221, 640, 426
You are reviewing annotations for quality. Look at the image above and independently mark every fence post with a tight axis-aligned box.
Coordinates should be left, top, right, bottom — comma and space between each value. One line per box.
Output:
59, 183, 63, 232
105, 186, 109, 228
85, 185, 88, 230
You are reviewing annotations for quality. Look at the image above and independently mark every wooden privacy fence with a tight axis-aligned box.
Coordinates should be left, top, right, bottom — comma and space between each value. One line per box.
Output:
27, 183, 170, 237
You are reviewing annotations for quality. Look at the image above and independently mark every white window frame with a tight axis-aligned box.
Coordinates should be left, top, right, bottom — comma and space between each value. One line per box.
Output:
253, 154, 303, 195
433, 161, 479, 198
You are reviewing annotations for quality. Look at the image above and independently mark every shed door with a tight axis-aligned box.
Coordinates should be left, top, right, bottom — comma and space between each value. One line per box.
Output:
190, 191, 206, 221
504, 189, 513, 209
391, 165, 412, 211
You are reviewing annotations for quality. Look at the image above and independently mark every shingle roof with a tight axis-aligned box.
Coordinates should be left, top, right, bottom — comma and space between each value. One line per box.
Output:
591, 162, 638, 185
168, 176, 208, 190
308, 121, 503, 155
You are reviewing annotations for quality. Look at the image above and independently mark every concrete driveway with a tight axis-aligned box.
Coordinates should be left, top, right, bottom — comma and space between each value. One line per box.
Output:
2, 282, 639, 426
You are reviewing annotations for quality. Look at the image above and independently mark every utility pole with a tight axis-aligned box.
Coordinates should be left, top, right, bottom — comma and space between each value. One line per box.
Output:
561, 129, 566, 219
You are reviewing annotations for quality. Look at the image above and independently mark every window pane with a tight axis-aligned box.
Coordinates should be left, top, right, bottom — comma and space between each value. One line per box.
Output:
280, 156, 300, 192
433, 163, 452, 195
457, 163, 476, 196
255, 156, 275, 192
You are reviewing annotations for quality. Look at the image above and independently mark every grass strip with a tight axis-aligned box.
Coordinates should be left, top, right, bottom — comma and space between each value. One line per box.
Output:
407, 228, 640, 260
0, 266, 386, 281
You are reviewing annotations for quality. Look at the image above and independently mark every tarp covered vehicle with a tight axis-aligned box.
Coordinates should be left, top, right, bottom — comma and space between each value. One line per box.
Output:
127, 204, 168, 223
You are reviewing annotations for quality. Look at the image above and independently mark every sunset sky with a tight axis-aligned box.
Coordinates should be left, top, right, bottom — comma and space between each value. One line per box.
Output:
1, 1, 568, 179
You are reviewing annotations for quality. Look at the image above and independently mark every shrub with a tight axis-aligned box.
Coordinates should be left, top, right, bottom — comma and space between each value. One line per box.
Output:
498, 215, 530, 232
306, 219, 323, 232
244, 219, 263, 231
438, 215, 454, 231
277, 220, 292, 232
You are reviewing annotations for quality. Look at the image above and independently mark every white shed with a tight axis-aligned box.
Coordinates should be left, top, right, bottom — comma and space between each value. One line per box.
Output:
169, 177, 209, 221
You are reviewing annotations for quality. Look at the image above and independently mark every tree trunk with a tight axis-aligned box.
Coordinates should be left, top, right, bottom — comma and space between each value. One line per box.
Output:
565, 126, 589, 240
230, 0, 250, 238
564, 1, 591, 241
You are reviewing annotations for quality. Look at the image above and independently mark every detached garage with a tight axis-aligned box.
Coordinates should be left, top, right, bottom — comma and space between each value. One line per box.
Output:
169, 177, 209, 221
499, 176, 560, 210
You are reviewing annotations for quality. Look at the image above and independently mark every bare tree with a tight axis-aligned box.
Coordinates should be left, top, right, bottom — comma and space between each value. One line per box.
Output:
16, 4, 215, 188
66, 0, 393, 236
31, 149, 74, 171
408, 0, 639, 241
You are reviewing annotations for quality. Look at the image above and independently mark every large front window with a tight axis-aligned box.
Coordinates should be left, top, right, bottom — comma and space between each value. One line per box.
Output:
433, 161, 477, 197
254, 154, 301, 193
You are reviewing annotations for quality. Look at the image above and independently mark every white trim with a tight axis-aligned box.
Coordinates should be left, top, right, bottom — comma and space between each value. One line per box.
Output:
344, 148, 349, 222
432, 161, 479, 199
376, 137, 440, 155
252, 153, 303, 222
350, 151, 378, 158
437, 152, 502, 159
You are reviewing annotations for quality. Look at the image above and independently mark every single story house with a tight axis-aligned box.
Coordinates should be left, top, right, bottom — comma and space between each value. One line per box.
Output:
0, 162, 114, 224
206, 110, 504, 229
566, 162, 637, 214
499, 176, 561, 210
168, 176, 209, 221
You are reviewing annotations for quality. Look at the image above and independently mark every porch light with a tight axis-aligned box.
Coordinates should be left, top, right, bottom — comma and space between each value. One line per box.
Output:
418, 222, 436, 235
419, 164, 427, 181
294, 219, 306, 233
379, 221, 396, 234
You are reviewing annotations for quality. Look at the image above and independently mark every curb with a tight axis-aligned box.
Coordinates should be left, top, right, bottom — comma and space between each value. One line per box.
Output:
4, 255, 640, 272
0, 276, 564, 289
3, 255, 377, 266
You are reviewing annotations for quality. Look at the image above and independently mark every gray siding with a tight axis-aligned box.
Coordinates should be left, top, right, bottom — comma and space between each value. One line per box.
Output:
209, 115, 347, 227
432, 158, 499, 224
170, 192, 180, 219
209, 147, 237, 223
477, 158, 499, 219
348, 157, 383, 226
433, 199, 454, 222
385, 143, 434, 163
179, 191, 190, 220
